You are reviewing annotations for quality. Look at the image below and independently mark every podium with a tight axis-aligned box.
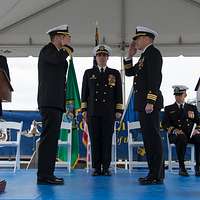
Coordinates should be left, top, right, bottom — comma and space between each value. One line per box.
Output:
0, 69, 13, 102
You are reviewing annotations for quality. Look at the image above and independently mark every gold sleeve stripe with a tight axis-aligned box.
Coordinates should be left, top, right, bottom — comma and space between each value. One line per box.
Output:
147, 93, 157, 98
124, 63, 132, 69
147, 94, 157, 101
116, 103, 123, 110
81, 102, 87, 109
147, 97, 157, 101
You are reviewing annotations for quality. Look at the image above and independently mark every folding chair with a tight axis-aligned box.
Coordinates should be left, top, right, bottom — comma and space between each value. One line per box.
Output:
127, 121, 145, 173
86, 122, 117, 173
167, 135, 195, 172
0, 121, 23, 172
36, 121, 72, 173
57, 121, 72, 172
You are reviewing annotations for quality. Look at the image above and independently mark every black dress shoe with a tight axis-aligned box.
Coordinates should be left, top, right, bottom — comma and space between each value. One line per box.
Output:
92, 170, 101, 176
179, 168, 189, 176
139, 177, 164, 185
195, 166, 200, 177
102, 169, 112, 176
37, 176, 64, 185
52, 176, 64, 181
138, 173, 152, 182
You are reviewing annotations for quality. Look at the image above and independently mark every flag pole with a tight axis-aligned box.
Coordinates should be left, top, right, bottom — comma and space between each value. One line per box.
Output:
120, 85, 134, 124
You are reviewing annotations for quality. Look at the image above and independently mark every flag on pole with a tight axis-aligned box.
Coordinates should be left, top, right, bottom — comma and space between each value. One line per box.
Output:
82, 118, 91, 164
95, 22, 100, 47
82, 119, 89, 147
121, 86, 145, 158
93, 21, 100, 66
121, 86, 138, 123
58, 57, 81, 168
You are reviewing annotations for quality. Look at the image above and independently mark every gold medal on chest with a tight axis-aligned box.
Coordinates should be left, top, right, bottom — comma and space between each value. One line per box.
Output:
188, 111, 194, 119
108, 74, 116, 86
138, 57, 144, 69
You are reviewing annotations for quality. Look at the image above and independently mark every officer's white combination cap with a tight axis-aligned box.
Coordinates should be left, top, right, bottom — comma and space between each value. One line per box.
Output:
133, 26, 158, 40
172, 85, 189, 95
93, 44, 112, 56
46, 24, 70, 36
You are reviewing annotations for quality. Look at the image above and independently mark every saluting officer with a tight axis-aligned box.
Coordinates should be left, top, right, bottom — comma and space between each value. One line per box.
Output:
37, 25, 73, 185
162, 85, 200, 176
124, 26, 164, 185
81, 44, 123, 176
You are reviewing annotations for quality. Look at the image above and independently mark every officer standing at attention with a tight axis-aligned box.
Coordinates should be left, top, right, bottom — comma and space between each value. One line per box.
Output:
162, 85, 200, 176
81, 44, 123, 176
124, 26, 164, 185
37, 25, 73, 185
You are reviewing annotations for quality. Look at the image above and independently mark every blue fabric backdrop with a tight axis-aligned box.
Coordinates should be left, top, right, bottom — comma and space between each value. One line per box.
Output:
0, 109, 191, 161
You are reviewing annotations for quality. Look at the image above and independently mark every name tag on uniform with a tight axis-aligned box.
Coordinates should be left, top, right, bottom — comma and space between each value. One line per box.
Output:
108, 74, 116, 86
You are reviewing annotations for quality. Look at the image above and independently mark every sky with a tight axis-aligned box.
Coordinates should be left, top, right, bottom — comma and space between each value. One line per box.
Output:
2, 56, 200, 111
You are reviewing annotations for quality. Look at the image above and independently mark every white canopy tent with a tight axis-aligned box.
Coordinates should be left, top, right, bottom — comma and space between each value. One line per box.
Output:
1, 0, 200, 110
0, 0, 200, 57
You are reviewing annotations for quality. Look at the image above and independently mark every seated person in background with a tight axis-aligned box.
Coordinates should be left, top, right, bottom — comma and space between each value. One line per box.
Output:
162, 85, 200, 176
